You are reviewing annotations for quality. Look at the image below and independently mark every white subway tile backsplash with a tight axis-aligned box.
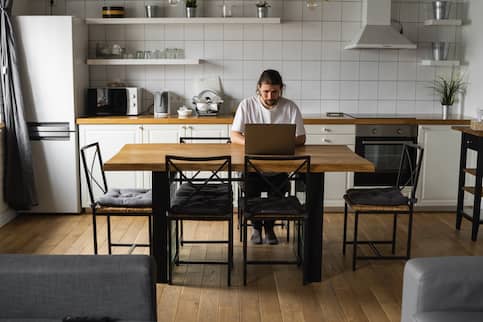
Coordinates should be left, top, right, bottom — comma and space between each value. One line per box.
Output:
282, 22, 303, 41
340, 61, 359, 80
244, 41, 264, 60
359, 81, 378, 100
263, 41, 283, 60
263, 24, 282, 41
359, 62, 379, 81
322, 22, 341, 41
281, 40, 302, 60
243, 24, 264, 40
340, 81, 359, 100
302, 41, 321, 60
301, 61, 321, 80
322, 1, 341, 22
282, 61, 302, 80
301, 80, 321, 100
397, 81, 416, 100
378, 81, 397, 100
62, 0, 453, 115
223, 41, 244, 60
321, 81, 340, 100
321, 61, 340, 80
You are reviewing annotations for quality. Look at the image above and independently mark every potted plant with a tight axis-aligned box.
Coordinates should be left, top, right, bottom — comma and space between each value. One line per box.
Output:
430, 73, 466, 118
185, 0, 197, 17
256, 1, 270, 18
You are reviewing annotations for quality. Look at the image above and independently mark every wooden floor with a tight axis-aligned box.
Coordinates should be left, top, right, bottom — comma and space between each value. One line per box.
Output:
1, 211, 482, 322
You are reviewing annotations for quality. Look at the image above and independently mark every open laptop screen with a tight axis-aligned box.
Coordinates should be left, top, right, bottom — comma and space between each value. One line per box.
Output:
244, 124, 296, 155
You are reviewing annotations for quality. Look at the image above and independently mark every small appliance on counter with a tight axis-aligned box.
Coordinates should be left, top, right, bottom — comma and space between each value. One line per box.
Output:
87, 87, 144, 116
154, 91, 174, 118
192, 77, 224, 116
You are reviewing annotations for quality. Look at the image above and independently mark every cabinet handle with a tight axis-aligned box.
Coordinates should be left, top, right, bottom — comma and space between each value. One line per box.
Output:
322, 127, 331, 133
322, 138, 331, 143
139, 126, 143, 131
182, 126, 187, 130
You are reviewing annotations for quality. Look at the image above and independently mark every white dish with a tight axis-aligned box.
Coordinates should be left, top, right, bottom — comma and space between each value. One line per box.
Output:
178, 109, 193, 118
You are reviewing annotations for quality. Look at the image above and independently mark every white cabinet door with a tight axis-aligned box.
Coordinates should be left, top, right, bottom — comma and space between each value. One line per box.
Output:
79, 125, 143, 208
305, 125, 355, 207
141, 124, 229, 188
184, 124, 229, 140
417, 125, 461, 207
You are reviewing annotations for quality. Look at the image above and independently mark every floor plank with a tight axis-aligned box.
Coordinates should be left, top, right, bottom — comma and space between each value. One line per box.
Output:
1, 212, 482, 322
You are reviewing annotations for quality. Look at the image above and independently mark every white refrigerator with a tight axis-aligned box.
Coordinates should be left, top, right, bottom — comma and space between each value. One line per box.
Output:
14, 16, 88, 213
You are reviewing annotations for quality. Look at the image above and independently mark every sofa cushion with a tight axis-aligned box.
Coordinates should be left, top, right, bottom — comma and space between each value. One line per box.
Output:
413, 311, 483, 322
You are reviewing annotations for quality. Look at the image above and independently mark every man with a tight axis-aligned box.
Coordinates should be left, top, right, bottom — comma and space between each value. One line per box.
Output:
231, 69, 306, 245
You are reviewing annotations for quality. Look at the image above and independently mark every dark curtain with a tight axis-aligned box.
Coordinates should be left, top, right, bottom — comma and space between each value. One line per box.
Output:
0, 0, 37, 210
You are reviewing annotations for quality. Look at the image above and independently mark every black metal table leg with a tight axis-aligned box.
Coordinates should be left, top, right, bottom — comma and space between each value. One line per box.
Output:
152, 171, 169, 283
456, 133, 468, 230
472, 141, 483, 241
304, 172, 324, 283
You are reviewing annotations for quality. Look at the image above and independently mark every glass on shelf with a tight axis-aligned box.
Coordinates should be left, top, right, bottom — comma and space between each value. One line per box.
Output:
168, 0, 180, 6
144, 50, 152, 59
136, 50, 145, 59
165, 48, 176, 59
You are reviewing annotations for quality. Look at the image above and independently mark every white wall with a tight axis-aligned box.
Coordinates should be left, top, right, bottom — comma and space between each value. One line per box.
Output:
462, 0, 483, 117
17, 0, 465, 116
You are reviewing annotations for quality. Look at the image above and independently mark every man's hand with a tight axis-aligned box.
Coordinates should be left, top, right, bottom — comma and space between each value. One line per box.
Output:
230, 131, 245, 145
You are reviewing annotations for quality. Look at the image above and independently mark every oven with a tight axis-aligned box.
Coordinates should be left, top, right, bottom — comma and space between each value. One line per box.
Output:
354, 125, 418, 186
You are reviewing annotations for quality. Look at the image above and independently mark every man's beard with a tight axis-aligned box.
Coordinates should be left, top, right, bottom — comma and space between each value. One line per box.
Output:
262, 97, 279, 107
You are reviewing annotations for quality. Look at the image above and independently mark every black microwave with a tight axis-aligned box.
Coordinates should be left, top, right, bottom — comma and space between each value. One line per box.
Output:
87, 87, 145, 116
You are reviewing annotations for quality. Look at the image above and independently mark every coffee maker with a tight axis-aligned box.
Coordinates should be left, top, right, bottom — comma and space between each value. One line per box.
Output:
154, 91, 173, 117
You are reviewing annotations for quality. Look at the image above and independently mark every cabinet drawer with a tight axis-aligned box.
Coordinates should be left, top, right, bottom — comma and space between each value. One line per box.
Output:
306, 134, 355, 145
305, 124, 355, 135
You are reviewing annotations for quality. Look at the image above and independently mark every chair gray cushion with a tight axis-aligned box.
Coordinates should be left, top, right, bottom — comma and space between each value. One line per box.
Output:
97, 188, 152, 207
170, 183, 232, 215
243, 196, 305, 218
345, 187, 409, 206
412, 312, 483, 322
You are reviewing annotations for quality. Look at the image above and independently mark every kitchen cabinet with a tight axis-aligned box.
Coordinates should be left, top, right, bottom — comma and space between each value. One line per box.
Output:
305, 125, 355, 207
417, 125, 467, 207
79, 124, 229, 207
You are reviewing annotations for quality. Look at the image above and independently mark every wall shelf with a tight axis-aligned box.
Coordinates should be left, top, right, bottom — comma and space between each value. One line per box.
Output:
86, 59, 201, 65
420, 60, 460, 67
85, 17, 281, 25
424, 19, 462, 26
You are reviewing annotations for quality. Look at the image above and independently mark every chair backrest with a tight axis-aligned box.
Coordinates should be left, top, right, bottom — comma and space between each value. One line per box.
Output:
243, 155, 311, 212
396, 143, 424, 203
166, 154, 232, 205
179, 136, 231, 144
80, 142, 108, 206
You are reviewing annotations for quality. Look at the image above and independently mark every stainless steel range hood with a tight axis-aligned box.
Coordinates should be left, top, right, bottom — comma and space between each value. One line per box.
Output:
344, 0, 416, 50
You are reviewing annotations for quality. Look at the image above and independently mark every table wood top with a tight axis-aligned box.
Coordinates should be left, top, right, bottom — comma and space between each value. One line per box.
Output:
104, 143, 374, 173
452, 126, 483, 137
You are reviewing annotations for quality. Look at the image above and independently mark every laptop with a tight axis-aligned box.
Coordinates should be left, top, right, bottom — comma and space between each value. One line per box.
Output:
245, 123, 296, 155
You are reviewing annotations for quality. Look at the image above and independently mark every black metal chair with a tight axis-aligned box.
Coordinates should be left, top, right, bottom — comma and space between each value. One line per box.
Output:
166, 154, 233, 286
240, 155, 310, 285
178, 136, 231, 246
342, 143, 424, 271
80, 142, 152, 255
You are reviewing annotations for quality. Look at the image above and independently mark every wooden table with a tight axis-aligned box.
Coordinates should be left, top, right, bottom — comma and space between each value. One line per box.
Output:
104, 143, 374, 283
453, 126, 483, 240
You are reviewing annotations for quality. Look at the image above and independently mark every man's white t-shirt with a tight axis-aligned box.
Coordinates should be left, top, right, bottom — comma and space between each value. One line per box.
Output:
231, 96, 306, 137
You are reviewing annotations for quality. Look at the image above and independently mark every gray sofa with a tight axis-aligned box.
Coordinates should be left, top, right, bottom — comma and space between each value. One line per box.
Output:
0, 254, 157, 322
402, 256, 483, 322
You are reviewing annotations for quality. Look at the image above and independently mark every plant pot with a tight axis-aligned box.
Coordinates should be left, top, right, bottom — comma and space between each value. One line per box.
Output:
186, 7, 196, 18
257, 6, 268, 18
432, 42, 450, 61
441, 105, 451, 119
432, 1, 451, 20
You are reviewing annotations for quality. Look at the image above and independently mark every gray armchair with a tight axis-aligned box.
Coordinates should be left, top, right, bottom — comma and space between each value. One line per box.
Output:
402, 256, 483, 322
0, 254, 157, 322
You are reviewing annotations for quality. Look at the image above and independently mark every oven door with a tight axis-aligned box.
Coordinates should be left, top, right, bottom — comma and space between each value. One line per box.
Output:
354, 137, 417, 186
